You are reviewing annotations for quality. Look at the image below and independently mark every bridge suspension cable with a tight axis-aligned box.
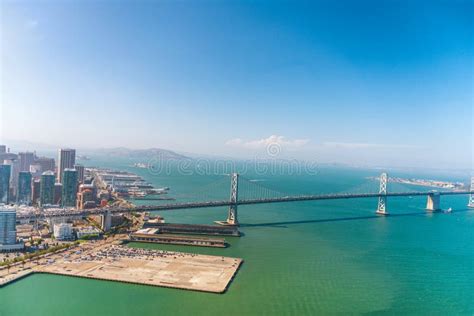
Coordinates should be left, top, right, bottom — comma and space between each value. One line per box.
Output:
237, 176, 288, 201
168, 176, 229, 202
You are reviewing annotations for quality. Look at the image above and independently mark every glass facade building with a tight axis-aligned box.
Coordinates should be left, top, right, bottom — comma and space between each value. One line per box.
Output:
58, 149, 76, 183
40, 171, 55, 206
62, 168, 78, 207
0, 208, 16, 245
17, 171, 32, 205
0, 165, 11, 203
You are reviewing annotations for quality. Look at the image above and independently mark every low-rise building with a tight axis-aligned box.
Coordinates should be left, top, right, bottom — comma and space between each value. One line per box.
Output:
53, 223, 73, 241
76, 226, 101, 239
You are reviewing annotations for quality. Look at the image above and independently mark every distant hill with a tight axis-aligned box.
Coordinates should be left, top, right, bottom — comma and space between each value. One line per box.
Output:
95, 147, 189, 159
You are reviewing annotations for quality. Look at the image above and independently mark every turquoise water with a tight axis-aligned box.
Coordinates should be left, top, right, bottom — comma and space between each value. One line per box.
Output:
1, 158, 473, 315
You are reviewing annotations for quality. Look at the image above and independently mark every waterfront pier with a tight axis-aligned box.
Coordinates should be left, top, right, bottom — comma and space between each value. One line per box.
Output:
38, 245, 242, 293
130, 232, 227, 248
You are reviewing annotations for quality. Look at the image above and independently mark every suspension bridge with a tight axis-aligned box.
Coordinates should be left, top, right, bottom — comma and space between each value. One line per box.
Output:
18, 173, 474, 229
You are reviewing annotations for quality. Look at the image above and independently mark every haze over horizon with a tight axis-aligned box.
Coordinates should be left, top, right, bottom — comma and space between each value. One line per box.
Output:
1, 1, 473, 169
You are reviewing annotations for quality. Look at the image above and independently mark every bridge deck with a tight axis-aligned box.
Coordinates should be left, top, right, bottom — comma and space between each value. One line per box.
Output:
17, 190, 474, 220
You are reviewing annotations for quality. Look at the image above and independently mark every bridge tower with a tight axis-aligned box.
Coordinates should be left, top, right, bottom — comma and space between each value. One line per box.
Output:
376, 173, 388, 215
426, 192, 441, 212
468, 176, 474, 208
226, 173, 239, 225
216, 173, 239, 226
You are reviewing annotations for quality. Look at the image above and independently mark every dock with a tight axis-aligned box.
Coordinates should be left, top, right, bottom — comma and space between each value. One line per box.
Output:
143, 223, 240, 237
130, 233, 227, 248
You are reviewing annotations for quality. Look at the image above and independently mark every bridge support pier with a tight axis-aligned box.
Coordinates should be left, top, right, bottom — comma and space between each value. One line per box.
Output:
216, 173, 239, 226
426, 193, 441, 212
376, 173, 389, 215
101, 210, 112, 231
468, 177, 474, 208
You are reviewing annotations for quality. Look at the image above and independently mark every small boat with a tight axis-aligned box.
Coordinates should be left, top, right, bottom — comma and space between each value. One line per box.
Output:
444, 208, 452, 213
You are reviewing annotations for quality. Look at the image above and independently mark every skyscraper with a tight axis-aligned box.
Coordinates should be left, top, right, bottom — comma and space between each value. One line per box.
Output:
54, 183, 63, 205
35, 157, 55, 173
3, 158, 19, 197
40, 171, 55, 206
74, 164, 85, 183
17, 171, 32, 205
62, 168, 78, 207
58, 149, 76, 183
19, 152, 35, 172
0, 208, 16, 244
0, 165, 11, 203
31, 179, 41, 205
0, 207, 23, 252
0, 145, 6, 154
29, 164, 42, 178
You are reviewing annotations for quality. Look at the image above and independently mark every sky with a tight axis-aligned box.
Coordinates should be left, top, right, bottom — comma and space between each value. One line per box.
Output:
0, 0, 473, 169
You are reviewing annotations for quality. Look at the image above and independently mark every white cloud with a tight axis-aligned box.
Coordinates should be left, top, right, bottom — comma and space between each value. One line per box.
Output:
226, 135, 309, 149
322, 142, 418, 149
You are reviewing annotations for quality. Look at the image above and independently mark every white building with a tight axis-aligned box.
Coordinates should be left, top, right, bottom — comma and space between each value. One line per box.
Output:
0, 206, 24, 252
53, 223, 73, 241
76, 226, 101, 239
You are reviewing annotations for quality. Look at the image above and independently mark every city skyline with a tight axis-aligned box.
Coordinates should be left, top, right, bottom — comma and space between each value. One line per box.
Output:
1, 1, 473, 168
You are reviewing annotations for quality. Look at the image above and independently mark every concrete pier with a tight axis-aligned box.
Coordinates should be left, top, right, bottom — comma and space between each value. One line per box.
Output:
38, 245, 242, 293
0, 269, 34, 287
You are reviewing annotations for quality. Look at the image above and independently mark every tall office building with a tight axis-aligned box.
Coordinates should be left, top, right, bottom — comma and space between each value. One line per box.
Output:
3, 158, 19, 196
0, 165, 11, 203
0, 207, 23, 252
58, 149, 76, 183
40, 171, 55, 206
62, 169, 78, 207
35, 157, 55, 173
54, 183, 63, 205
19, 152, 35, 172
0, 209, 16, 244
29, 164, 42, 178
0, 145, 6, 154
74, 164, 85, 183
31, 179, 41, 205
0, 151, 16, 164
17, 171, 32, 205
